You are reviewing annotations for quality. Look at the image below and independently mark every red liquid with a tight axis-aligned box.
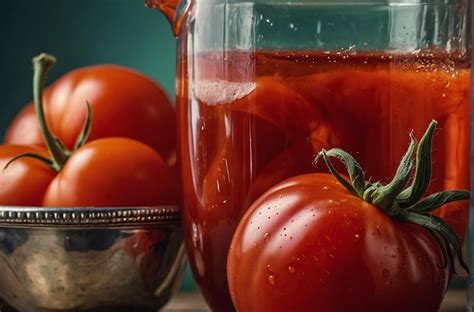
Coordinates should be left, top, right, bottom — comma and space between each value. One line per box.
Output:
177, 51, 470, 311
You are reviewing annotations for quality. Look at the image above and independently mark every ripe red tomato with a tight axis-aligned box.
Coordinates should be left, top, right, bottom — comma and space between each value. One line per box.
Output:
227, 173, 449, 312
0, 145, 56, 206
4, 65, 176, 160
230, 76, 319, 138
247, 138, 316, 202
0, 53, 179, 210
43, 138, 177, 207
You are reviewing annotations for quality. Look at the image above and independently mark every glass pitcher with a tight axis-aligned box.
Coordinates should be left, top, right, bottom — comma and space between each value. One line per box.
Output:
148, 0, 471, 310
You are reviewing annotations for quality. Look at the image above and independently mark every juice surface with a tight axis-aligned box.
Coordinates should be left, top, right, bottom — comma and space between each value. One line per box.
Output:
177, 51, 470, 311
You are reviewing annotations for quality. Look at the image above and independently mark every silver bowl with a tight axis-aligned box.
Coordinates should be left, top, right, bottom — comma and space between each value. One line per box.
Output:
0, 206, 186, 312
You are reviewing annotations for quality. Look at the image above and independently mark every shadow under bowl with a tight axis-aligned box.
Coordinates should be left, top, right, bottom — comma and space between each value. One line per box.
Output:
0, 206, 186, 312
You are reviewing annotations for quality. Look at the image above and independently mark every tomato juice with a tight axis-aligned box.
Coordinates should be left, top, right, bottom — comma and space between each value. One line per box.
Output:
177, 51, 470, 310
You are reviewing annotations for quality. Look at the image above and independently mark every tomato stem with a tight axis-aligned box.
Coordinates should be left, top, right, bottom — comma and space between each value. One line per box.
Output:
32, 54, 70, 172
5, 53, 93, 173
3, 152, 54, 171
370, 134, 416, 216
316, 120, 470, 274
397, 122, 436, 207
73, 101, 92, 150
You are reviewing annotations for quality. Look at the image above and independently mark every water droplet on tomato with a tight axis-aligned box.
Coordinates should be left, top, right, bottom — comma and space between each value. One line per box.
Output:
354, 234, 360, 239
268, 275, 276, 285
288, 266, 295, 273
264, 232, 270, 242
383, 269, 390, 277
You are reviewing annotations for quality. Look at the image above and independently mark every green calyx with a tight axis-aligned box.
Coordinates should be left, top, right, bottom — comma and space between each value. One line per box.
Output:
4, 53, 92, 173
315, 120, 470, 274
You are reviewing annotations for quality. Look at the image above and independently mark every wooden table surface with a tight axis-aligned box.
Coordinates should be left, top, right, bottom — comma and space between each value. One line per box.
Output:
163, 290, 468, 312
0, 289, 467, 311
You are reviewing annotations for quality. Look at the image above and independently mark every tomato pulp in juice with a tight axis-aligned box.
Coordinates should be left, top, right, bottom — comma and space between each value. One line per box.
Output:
177, 51, 470, 311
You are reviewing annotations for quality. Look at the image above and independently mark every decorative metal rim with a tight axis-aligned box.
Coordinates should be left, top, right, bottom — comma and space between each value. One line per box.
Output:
0, 206, 181, 228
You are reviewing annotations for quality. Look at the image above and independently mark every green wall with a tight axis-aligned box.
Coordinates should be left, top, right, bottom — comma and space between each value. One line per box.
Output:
0, 0, 195, 290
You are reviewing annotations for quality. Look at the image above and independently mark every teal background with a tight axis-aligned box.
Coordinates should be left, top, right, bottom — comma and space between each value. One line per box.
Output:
0, 0, 195, 290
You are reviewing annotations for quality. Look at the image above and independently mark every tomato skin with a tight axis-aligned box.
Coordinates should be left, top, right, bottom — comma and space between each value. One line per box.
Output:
228, 173, 449, 312
43, 138, 177, 207
230, 76, 319, 136
0, 145, 56, 206
4, 65, 176, 159
3, 105, 41, 148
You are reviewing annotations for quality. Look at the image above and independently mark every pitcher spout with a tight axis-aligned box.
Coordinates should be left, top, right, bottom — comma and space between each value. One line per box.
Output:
146, 0, 187, 36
